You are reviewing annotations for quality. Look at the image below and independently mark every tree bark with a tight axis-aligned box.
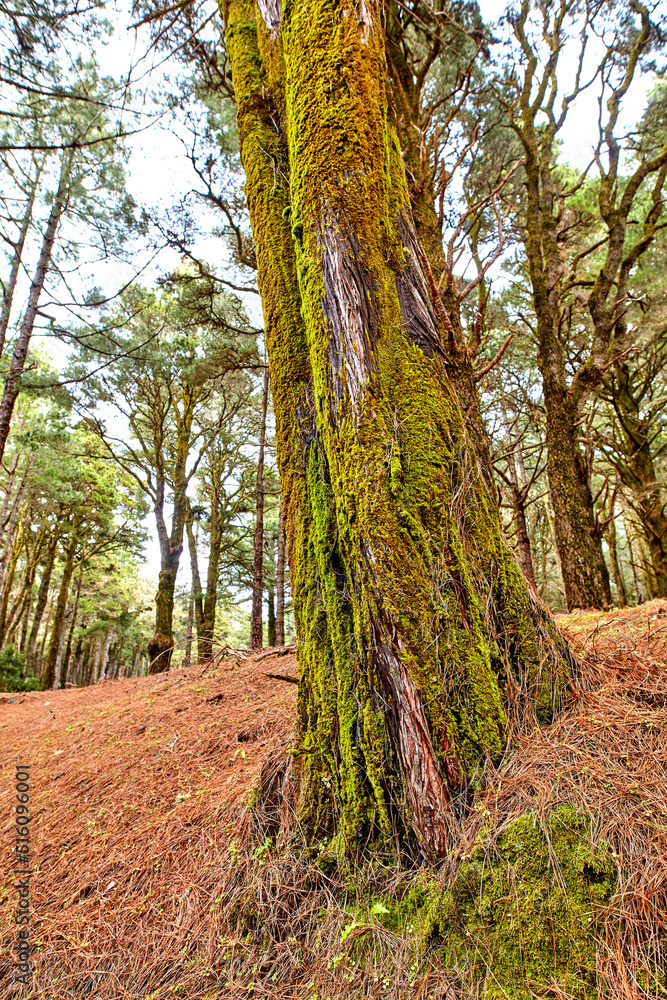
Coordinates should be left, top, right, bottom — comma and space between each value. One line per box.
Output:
0, 520, 24, 642
41, 533, 77, 690
606, 363, 667, 598
202, 497, 223, 660
25, 535, 58, 674
223, 0, 573, 857
606, 513, 628, 608
6, 526, 46, 649
147, 411, 192, 672
0, 177, 37, 359
0, 156, 70, 464
267, 586, 276, 647
183, 592, 194, 670
275, 500, 286, 646
250, 365, 269, 650
59, 560, 84, 687
185, 512, 205, 661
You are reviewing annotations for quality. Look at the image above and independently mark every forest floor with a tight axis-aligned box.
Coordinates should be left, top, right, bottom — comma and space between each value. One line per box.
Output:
1, 602, 667, 999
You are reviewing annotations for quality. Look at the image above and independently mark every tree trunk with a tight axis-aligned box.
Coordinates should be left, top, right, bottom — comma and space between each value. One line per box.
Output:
542, 383, 611, 609
500, 420, 537, 589
25, 536, 58, 674
183, 593, 194, 670
625, 518, 645, 604
606, 513, 628, 608
250, 365, 269, 650
59, 560, 84, 687
147, 553, 180, 672
202, 499, 223, 660
0, 178, 37, 359
0, 156, 70, 464
185, 513, 205, 661
513, 72, 611, 611
41, 534, 77, 690
70, 636, 84, 686
267, 586, 276, 647
0, 520, 23, 642
6, 527, 46, 650
37, 597, 51, 673
147, 460, 189, 672
223, 0, 573, 857
99, 626, 115, 680
275, 500, 286, 646
607, 365, 667, 598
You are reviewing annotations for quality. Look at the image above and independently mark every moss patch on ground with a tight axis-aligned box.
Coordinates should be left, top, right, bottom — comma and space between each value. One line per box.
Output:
389, 805, 616, 999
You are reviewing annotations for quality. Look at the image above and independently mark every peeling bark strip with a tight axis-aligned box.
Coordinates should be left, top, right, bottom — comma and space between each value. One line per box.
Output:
256, 0, 280, 37
372, 619, 450, 857
394, 216, 444, 361
318, 210, 378, 416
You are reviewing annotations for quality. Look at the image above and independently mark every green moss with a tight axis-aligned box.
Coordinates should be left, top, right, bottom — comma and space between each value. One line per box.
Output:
382, 805, 616, 999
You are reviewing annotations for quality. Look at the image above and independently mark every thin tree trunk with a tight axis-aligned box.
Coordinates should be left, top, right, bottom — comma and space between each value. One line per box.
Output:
36, 596, 51, 674
267, 587, 276, 647
147, 469, 188, 673
0, 157, 70, 464
6, 527, 46, 650
0, 179, 37, 358
53, 602, 74, 689
606, 514, 628, 608
183, 593, 194, 670
251, 365, 269, 650
500, 418, 537, 589
41, 534, 77, 690
185, 513, 205, 660
0, 522, 24, 643
275, 499, 285, 646
0, 457, 32, 606
202, 500, 223, 661
70, 636, 84, 686
0, 454, 19, 537
147, 386, 194, 673
25, 536, 58, 674
625, 518, 645, 604
59, 560, 84, 688
100, 626, 115, 680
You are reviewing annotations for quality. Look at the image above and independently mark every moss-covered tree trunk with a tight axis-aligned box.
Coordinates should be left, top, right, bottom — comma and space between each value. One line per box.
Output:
221, 0, 573, 857
518, 134, 612, 611
610, 364, 667, 599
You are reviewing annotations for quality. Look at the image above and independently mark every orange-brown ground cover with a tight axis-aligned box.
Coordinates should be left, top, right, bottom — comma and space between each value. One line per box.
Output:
1, 602, 667, 1000
0, 650, 296, 999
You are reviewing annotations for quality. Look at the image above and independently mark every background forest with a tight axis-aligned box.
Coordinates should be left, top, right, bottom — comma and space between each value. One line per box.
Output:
1, 0, 666, 691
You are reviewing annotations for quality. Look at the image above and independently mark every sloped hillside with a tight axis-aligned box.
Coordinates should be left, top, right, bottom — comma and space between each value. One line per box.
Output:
2, 604, 667, 999
0, 650, 297, 999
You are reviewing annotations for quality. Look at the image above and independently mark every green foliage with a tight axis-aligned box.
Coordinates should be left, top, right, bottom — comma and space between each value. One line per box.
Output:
0, 645, 38, 692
